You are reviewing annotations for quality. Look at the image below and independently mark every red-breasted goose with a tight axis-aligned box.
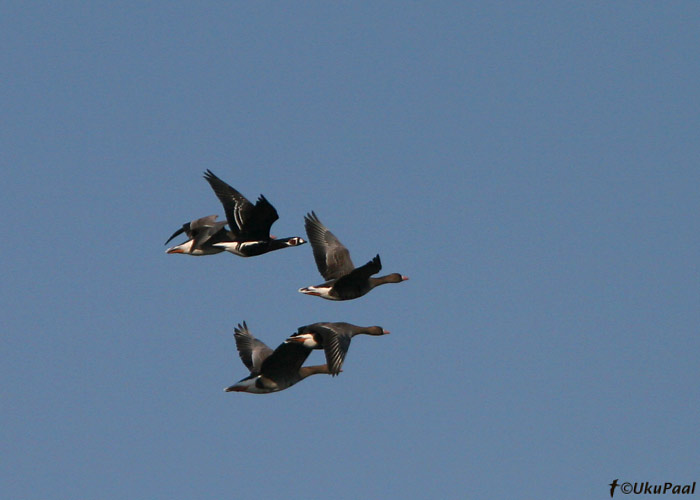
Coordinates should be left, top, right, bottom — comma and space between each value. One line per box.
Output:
225, 322, 332, 394
298, 211, 408, 300
286, 322, 390, 376
165, 215, 230, 255
203, 170, 306, 257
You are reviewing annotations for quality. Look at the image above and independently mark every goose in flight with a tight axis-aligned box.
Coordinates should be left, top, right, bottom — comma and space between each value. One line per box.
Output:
298, 211, 407, 300
164, 214, 230, 255
286, 322, 389, 376
203, 170, 306, 257
226, 322, 332, 394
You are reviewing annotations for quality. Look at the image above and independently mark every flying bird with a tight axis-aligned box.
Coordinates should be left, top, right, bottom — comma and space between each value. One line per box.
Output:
225, 322, 332, 394
286, 322, 390, 376
203, 170, 306, 257
298, 211, 408, 300
164, 215, 230, 255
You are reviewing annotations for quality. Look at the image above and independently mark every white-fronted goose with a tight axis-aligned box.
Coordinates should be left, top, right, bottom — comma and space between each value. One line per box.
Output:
226, 322, 332, 394
203, 170, 306, 257
286, 322, 390, 376
164, 215, 230, 255
298, 211, 408, 300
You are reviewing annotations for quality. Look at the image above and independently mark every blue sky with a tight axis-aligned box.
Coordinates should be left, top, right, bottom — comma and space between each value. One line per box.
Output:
3, 2, 699, 499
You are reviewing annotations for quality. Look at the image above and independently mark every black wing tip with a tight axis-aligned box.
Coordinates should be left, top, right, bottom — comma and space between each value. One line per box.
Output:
304, 212, 327, 235
203, 169, 224, 186
234, 321, 249, 336
328, 358, 343, 376
255, 193, 278, 213
304, 211, 320, 223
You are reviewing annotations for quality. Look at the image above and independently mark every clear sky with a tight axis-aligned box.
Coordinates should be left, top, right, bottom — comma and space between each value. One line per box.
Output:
3, 2, 699, 499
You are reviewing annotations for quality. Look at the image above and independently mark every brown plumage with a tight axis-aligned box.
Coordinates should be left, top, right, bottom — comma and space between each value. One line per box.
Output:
286, 322, 390, 376
298, 211, 408, 300
226, 322, 331, 394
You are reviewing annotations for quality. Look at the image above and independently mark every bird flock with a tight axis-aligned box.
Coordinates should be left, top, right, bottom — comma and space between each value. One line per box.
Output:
166, 170, 409, 394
